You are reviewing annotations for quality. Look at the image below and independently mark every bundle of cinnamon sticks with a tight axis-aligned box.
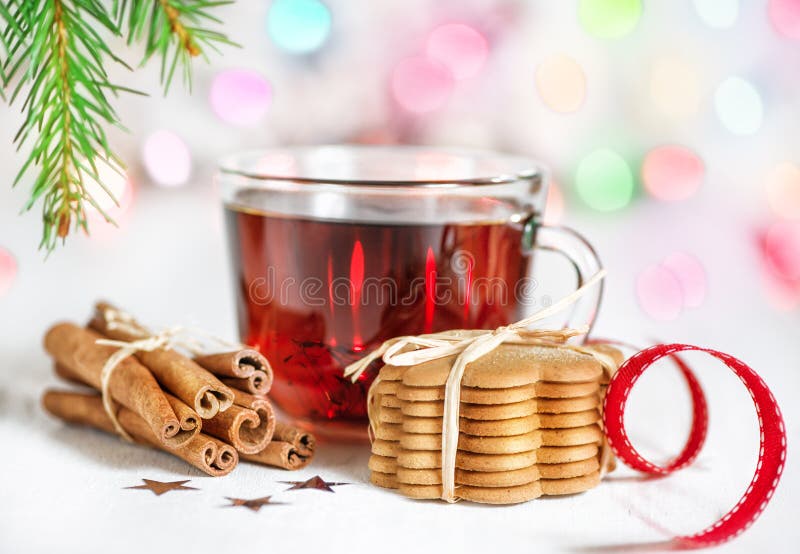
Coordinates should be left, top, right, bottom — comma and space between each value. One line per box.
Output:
41, 302, 315, 476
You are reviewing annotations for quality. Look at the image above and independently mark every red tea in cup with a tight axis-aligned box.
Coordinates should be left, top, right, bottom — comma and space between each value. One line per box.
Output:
219, 147, 601, 439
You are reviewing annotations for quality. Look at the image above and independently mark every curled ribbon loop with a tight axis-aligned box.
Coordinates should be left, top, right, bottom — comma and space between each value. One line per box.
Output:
603, 344, 787, 548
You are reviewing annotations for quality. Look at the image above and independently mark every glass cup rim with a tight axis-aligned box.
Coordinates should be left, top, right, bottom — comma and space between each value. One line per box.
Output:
217, 145, 543, 188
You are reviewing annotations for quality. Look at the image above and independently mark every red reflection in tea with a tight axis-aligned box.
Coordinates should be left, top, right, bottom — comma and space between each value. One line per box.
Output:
225, 201, 531, 425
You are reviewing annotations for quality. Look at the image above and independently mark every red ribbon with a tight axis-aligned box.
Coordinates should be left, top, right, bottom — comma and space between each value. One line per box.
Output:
603, 344, 787, 548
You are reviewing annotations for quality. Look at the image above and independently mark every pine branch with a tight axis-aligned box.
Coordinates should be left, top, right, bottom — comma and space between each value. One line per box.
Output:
0, 0, 234, 253
3, 0, 128, 252
119, 0, 237, 92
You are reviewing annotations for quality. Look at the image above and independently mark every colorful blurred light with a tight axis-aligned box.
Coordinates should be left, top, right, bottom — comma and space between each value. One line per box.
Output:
714, 76, 763, 135
661, 252, 708, 308
766, 162, 800, 220
768, 0, 800, 41
578, 0, 642, 39
535, 54, 586, 113
575, 148, 635, 211
544, 181, 565, 225
636, 264, 684, 321
0, 247, 17, 297
642, 145, 704, 202
649, 56, 701, 118
209, 70, 272, 127
693, 0, 739, 28
761, 221, 800, 282
83, 160, 134, 222
267, 0, 332, 54
142, 130, 191, 187
764, 279, 800, 311
391, 56, 454, 114
425, 23, 488, 80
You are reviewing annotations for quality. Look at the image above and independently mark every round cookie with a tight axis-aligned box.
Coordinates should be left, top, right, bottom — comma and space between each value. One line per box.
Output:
396, 381, 600, 403
539, 409, 599, 429
460, 425, 601, 453
397, 444, 597, 471
535, 380, 600, 399
374, 422, 403, 441
372, 379, 400, 395
400, 343, 605, 388
400, 410, 600, 436
400, 431, 542, 454
400, 416, 448, 434
399, 428, 601, 454
377, 406, 403, 424
396, 458, 600, 487
397, 466, 541, 487
379, 395, 403, 408
368, 454, 397, 473
370, 471, 398, 489
459, 481, 543, 504
538, 457, 599, 479
395, 483, 441, 500
397, 449, 539, 471
397, 481, 544, 504
535, 444, 598, 464
372, 439, 399, 457
396, 467, 443, 485
471, 395, 599, 417
540, 424, 602, 446
458, 416, 539, 436
399, 395, 599, 419
590, 343, 626, 370
456, 466, 541, 487
401, 399, 538, 419
540, 470, 601, 495
377, 364, 408, 382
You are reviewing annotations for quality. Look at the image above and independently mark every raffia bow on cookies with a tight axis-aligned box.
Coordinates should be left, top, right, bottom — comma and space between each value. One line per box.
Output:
345, 270, 616, 503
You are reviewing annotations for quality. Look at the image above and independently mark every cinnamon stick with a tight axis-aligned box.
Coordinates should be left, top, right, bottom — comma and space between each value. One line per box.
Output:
229, 385, 314, 457
42, 390, 237, 477
202, 399, 275, 455
241, 422, 315, 470
242, 441, 313, 470
219, 370, 271, 396
44, 323, 197, 447
164, 393, 202, 435
54, 360, 202, 439
228, 387, 262, 409
273, 422, 315, 457
89, 303, 234, 419
53, 362, 93, 389
194, 349, 273, 387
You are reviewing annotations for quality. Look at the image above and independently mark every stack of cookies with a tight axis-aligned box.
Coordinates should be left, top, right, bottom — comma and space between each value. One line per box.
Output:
367, 342, 623, 504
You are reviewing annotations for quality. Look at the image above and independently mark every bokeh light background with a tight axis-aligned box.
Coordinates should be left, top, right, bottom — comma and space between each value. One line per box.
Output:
1, 0, 800, 336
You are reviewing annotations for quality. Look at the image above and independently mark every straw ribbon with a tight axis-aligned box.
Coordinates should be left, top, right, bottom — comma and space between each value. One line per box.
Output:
94, 306, 243, 442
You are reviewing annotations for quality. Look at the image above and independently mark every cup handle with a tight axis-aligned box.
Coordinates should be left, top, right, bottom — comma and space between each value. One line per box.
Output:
527, 222, 604, 339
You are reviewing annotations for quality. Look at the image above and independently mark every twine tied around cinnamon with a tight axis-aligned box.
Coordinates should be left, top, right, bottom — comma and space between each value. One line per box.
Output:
344, 269, 617, 503
94, 306, 243, 442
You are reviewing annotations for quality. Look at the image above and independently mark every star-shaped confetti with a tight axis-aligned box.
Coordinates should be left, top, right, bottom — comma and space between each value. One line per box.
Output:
124, 479, 198, 496
224, 496, 285, 511
280, 475, 349, 492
